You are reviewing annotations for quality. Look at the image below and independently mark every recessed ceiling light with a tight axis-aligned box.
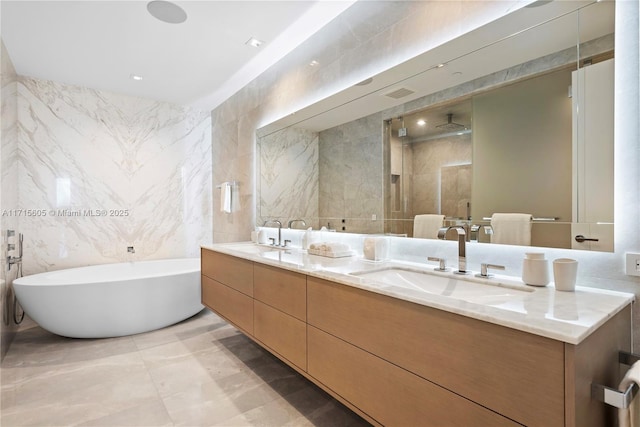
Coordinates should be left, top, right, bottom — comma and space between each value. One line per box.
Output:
246, 37, 264, 48
309, 60, 320, 67
417, 119, 426, 126
130, 74, 143, 81
147, 1, 187, 24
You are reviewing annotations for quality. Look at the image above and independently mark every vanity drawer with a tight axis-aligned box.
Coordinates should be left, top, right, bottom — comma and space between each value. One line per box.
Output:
254, 300, 307, 371
308, 325, 518, 427
253, 263, 306, 321
307, 276, 565, 427
202, 275, 253, 334
201, 248, 253, 296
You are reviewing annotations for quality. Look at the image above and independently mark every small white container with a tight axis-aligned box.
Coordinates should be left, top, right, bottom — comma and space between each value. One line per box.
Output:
363, 237, 389, 261
553, 258, 578, 292
522, 252, 550, 287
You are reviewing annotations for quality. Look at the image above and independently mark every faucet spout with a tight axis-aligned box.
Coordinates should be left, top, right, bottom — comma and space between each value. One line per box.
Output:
438, 226, 468, 274
287, 219, 307, 229
263, 220, 283, 246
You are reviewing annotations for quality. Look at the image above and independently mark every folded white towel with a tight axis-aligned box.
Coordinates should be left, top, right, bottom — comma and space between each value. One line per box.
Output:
413, 214, 445, 239
619, 361, 640, 427
490, 213, 532, 246
221, 182, 232, 213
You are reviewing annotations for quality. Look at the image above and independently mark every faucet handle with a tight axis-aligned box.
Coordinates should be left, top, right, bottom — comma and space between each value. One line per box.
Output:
268, 237, 276, 246
283, 239, 291, 247
427, 257, 449, 272
475, 263, 505, 278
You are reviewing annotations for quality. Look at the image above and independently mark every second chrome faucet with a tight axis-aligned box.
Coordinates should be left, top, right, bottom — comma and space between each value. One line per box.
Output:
438, 226, 468, 275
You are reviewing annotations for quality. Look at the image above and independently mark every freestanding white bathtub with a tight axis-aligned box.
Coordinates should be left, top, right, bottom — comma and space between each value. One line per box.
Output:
13, 258, 204, 338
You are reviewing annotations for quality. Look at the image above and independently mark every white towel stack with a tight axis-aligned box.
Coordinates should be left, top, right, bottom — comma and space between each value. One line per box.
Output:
490, 213, 532, 246
308, 242, 354, 258
413, 214, 445, 239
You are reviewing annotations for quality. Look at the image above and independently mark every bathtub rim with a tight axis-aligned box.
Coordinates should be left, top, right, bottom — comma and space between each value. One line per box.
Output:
13, 257, 201, 287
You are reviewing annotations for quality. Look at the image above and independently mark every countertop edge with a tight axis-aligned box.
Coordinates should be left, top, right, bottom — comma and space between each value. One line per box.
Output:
201, 243, 635, 345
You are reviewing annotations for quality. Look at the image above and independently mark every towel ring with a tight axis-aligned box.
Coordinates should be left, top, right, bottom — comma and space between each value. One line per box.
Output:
591, 351, 640, 409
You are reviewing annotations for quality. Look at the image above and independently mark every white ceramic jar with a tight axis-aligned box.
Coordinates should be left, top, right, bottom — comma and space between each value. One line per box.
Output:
522, 252, 550, 286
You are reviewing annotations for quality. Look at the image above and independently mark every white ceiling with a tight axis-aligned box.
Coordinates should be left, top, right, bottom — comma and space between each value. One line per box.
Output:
0, 0, 355, 111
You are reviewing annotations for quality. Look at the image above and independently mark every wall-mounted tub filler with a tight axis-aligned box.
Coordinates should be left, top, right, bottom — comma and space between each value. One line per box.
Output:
6, 230, 23, 271
127, 246, 135, 254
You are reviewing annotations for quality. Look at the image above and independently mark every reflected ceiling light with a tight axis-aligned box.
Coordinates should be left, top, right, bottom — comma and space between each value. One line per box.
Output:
417, 119, 426, 126
355, 77, 374, 86
525, 0, 553, 8
147, 1, 187, 24
130, 74, 143, 81
246, 37, 264, 48
309, 60, 320, 67
436, 63, 446, 68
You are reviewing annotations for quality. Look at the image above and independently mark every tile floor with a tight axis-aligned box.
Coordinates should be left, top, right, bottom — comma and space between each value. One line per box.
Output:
1, 309, 371, 426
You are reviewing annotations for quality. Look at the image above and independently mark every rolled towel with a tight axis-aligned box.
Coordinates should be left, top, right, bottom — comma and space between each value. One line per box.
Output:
326, 242, 350, 253
619, 361, 640, 427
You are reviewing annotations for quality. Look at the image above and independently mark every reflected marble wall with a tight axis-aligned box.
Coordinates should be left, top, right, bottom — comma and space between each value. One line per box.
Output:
412, 135, 472, 218
17, 77, 212, 274
258, 127, 319, 227
319, 113, 384, 234
1, 40, 19, 360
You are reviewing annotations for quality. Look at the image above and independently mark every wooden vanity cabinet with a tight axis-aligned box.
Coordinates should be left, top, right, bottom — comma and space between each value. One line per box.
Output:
201, 249, 254, 334
201, 248, 631, 427
307, 276, 564, 426
253, 264, 307, 370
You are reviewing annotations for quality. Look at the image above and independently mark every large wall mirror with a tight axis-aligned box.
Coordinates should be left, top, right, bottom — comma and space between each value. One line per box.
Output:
257, 0, 615, 252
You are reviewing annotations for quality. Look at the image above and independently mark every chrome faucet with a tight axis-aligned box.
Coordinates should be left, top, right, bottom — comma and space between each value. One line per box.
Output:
287, 219, 307, 229
263, 219, 282, 246
438, 226, 468, 274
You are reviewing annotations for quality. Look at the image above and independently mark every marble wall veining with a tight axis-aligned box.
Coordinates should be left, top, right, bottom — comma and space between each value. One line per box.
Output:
16, 77, 212, 274
1, 40, 19, 360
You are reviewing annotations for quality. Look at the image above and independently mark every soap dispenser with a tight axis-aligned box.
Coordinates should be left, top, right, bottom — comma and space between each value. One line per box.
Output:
522, 252, 550, 286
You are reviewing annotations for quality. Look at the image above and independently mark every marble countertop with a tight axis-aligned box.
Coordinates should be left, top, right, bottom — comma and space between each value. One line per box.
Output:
202, 242, 635, 345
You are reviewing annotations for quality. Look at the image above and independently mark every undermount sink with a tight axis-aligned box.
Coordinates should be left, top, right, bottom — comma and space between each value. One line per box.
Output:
350, 267, 533, 305
224, 243, 288, 254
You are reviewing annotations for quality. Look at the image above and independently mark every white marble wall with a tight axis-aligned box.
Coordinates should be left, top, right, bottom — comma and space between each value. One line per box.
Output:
1, 40, 19, 360
17, 78, 212, 274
